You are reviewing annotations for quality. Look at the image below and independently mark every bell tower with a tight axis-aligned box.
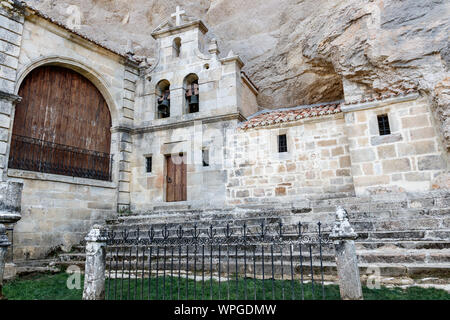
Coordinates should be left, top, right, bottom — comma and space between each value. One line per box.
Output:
135, 7, 258, 124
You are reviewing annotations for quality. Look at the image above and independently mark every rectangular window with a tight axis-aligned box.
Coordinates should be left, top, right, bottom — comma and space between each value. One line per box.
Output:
377, 114, 391, 136
146, 156, 152, 173
202, 149, 209, 167
278, 134, 288, 153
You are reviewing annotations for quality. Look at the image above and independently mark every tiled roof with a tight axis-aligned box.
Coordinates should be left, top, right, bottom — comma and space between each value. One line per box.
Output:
13, 1, 139, 63
240, 103, 342, 130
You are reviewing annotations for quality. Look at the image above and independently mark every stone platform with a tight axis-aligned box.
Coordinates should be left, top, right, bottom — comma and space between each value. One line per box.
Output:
51, 190, 450, 288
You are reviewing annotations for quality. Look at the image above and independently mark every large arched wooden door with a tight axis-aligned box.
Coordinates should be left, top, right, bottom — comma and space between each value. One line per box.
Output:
8, 66, 112, 180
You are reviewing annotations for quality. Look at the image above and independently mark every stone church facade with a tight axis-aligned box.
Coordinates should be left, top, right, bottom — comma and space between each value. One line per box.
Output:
0, 2, 448, 263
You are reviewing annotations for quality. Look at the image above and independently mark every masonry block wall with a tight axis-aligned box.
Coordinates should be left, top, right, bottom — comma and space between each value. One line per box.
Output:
4, 10, 134, 259
0, 6, 23, 180
225, 94, 449, 204
11, 173, 116, 259
226, 114, 354, 204
130, 119, 234, 211
344, 94, 448, 196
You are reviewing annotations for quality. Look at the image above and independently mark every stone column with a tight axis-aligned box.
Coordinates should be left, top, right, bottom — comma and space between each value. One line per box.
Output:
0, 224, 11, 299
329, 206, 363, 300
82, 225, 107, 300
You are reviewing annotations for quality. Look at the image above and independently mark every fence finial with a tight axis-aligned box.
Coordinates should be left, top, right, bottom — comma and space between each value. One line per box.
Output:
330, 206, 358, 240
82, 224, 107, 300
330, 206, 363, 300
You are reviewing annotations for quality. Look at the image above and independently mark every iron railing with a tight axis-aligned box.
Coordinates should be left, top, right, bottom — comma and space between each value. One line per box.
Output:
8, 134, 112, 181
104, 222, 332, 300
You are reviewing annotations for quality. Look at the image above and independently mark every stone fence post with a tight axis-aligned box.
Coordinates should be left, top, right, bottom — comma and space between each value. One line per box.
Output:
0, 224, 11, 299
82, 225, 107, 300
329, 206, 363, 300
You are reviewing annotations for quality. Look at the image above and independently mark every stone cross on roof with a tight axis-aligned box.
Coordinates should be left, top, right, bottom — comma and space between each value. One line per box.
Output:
171, 6, 186, 26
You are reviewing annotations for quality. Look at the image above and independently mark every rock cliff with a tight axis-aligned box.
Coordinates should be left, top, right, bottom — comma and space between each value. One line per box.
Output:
28, 0, 449, 149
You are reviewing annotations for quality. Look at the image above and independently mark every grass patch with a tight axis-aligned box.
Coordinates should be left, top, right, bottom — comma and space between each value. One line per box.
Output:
3, 272, 450, 300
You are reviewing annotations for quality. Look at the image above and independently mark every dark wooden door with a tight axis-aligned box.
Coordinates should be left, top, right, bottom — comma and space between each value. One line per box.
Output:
166, 154, 187, 202
12, 66, 111, 151
9, 66, 112, 180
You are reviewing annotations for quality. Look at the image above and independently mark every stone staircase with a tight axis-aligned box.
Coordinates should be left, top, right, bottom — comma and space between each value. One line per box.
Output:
55, 190, 450, 287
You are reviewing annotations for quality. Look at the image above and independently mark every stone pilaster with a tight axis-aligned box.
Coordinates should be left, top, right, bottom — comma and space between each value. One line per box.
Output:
329, 206, 363, 300
123, 63, 138, 123
111, 127, 132, 212
82, 225, 107, 300
0, 3, 24, 181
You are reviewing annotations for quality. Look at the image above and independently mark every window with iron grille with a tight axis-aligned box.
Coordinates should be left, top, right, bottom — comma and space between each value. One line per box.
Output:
278, 134, 288, 153
146, 156, 152, 173
202, 149, 209, 167
377, 114, 391, 136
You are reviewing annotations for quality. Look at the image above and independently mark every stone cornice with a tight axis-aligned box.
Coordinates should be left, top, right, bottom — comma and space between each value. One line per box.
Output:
151, 20, 208, 39
341, 92, 420, 113
133, 113, 246, 134
0, 90, 21, 103
111, 126, 133, 134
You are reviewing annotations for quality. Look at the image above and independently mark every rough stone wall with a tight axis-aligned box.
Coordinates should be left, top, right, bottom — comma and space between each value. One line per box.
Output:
226, 114, 354, 204
344, 95, 448, 196
10, 172, 116, 260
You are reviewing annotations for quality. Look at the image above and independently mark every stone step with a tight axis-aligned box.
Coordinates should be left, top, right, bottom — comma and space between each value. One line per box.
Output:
85, 260, 450, 283
58, 247, 450, 268
113, 206, 450, 225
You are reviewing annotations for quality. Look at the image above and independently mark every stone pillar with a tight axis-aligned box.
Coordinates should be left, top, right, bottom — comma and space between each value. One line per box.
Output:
329, 206, 363, 300
82, 225, 107, 300
0, 224, 11, 299
111, 127, 132, 212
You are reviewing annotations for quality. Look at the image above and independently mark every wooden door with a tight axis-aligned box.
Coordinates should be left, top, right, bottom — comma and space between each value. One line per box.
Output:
12, 66, 111, 151
9, 66, 112, 180
166, 154, 187, 202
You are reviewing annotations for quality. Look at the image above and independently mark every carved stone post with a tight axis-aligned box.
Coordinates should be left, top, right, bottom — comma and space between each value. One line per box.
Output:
329, 206, 363, 300
0, 224, 11, 299
82, 225, 107, 300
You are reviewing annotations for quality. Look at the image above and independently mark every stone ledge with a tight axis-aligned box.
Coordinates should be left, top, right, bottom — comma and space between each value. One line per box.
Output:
7, 169, 117, 189
341, 92, 420, 113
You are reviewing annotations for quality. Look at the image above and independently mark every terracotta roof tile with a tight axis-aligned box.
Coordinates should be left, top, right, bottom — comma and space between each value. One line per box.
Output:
240, 103, 342, 130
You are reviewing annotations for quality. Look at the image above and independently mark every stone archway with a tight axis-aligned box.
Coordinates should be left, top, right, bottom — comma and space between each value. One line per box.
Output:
9, 65, 112, 181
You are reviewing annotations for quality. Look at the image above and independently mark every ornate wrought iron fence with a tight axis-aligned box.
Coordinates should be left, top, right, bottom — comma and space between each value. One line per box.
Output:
8, 134, 113, 181
104, 222, 332, 300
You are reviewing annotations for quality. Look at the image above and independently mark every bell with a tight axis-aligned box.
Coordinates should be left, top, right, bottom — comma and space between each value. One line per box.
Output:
189, 94, 199, 113
158, 98, 170, 116
189, 94, 199, 106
